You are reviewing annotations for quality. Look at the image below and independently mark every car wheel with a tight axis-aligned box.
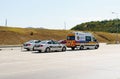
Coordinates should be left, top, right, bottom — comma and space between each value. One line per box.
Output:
71, 47, 75, 50
95, 45, 99, 49
62, 47, 66, 51
38, 50, 41, 52
45, 47, 50, 52
80, 46, 84, 50
32, 47, 35, 51
27, 49, 30, 51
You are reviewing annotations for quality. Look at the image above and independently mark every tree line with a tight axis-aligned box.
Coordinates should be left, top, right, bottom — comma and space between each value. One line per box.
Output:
71, 19, 120, 33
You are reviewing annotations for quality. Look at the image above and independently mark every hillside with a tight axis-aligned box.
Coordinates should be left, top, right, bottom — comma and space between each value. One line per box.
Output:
0, 26, 120, 45
71, 19, 120, 33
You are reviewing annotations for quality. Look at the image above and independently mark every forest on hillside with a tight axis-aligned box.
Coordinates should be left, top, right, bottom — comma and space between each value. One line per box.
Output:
71, 19, 120, 33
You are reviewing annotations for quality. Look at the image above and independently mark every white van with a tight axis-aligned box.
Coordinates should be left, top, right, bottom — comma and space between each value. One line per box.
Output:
66, 32, 99, 50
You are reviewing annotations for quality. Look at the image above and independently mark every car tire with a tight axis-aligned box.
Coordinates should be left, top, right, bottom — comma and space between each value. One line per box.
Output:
62, 47, 66, 51
45, 47, 50, 53
32, 47, 35, 51
95, 45, 99, 49
38, 50, 41, 52
27, 49, 30, 51
71, 47, 75, 50
80, 46, 84, 50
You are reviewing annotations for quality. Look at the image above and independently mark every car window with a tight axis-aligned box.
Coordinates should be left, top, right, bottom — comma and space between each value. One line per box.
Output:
48, 42, 52, 44
40, 41, 46, 44
93, 37, 97, 42
67, 36, 75, 40
51, 41, 58, 44
86, 36, 91, 41
35, 40, 41, 43
29, 40, 34, 43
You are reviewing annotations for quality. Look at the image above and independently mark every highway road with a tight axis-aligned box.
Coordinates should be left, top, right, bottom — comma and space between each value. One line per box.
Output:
0, 43, 120, 79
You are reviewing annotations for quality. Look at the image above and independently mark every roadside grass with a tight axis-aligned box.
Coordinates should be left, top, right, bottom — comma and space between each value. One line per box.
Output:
0, 26, 120, 45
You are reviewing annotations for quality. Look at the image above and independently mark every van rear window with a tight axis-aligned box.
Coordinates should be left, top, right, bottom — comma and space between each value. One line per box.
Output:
86, 36, 91, 41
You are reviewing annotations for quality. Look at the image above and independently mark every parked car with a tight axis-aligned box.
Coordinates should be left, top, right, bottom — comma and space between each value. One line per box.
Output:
34, 40, 66, 52
23, 40, 41, 51
58, 40, 66, 44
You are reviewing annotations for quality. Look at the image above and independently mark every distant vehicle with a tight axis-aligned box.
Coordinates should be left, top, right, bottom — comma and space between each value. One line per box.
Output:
34, 40, 66, 52
23, 40, 41, 51
66, 32, 99, 50
58, 40, 66, 44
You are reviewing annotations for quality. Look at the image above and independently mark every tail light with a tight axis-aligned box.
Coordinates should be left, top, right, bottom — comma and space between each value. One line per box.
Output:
27, 44, 31, 46
35, 44, 43, 47
39, 45, 43, 47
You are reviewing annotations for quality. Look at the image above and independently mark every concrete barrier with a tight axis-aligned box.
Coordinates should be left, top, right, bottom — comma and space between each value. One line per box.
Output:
0, 45, 23, 51
0, 45, 22, 48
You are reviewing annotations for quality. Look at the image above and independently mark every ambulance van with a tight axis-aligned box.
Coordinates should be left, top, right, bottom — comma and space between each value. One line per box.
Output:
66, 32, 99, 50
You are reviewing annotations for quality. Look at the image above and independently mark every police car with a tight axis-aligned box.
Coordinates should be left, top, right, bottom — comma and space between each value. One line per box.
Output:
34, 40, 66, 52
23, 40, 41, 51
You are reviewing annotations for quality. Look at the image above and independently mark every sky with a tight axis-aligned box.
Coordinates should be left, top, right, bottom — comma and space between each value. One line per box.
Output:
0, 0, 120, 29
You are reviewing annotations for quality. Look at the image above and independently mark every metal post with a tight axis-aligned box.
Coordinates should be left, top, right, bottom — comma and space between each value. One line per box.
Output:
64, 22, 66, 30
5, 19, 7, 26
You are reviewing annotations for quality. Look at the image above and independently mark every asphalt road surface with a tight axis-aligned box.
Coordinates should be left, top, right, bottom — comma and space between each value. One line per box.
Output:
0, 43, 120, 79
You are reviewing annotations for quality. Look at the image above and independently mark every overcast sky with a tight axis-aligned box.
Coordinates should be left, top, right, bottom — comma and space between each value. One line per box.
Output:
0, 0, 120, 29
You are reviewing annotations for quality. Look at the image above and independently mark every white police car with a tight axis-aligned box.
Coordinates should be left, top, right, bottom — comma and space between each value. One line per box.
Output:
23, 40, 41, 51
34, 40, 66, 52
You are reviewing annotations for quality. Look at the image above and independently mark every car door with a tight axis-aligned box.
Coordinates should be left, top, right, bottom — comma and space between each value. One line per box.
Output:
34, 40, 40, 46
48, 40, 58, 51
51, 41, 58, 51
47, 41, 55, 51
53, 41, 62, 51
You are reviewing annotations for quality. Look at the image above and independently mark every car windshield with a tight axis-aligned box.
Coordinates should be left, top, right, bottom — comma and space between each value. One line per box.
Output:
28, 40, 35, 43
52, 41, 59, 44
28, 40, 40, 43
35, 40, 41, 43
40, 41, 47, 44
67, 36, 75, 40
